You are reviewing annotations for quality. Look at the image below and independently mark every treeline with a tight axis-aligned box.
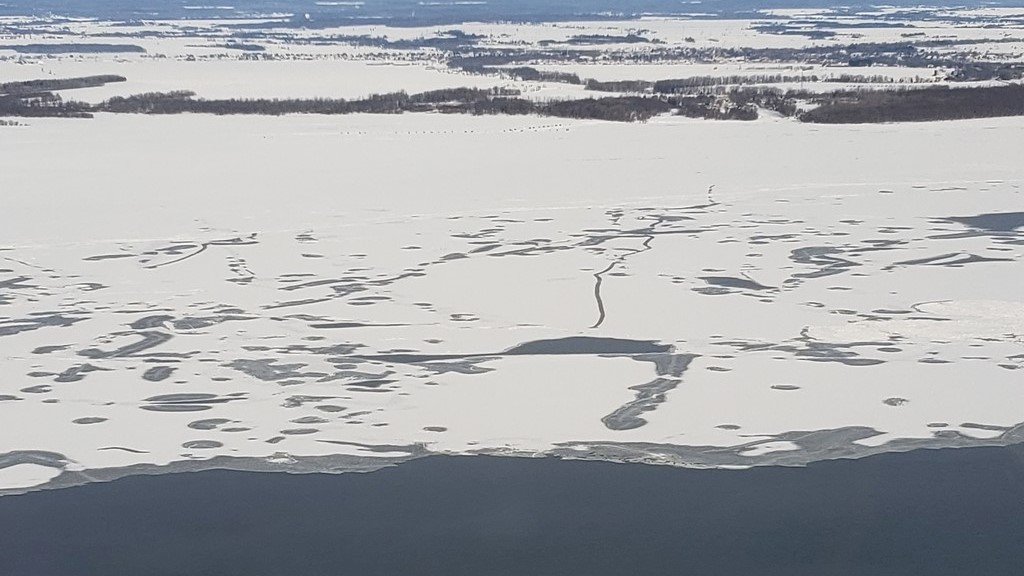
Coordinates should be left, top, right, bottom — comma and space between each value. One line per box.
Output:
799, 84, 1024, 123
831, 74, 903, 84
93, 89, 688, 122
0, 78, 685, 122
5, 43, 145, 54
585, 79, 655, 93
217, 42, 266, 52
0, 82, 806, 123
501, 67, 582, 85
447, 42, 917, 73
449, 50, 600, 72
729, 88, 799, 117
97, 88, 525, 115
540, 34, 656, 46
0, 92, 94, 118
948, 63, 1024, 82
0, 84, 770, 122
444, 40, 1023, 85
585, 73, 936, 94
586, 75, 821, 93
319, 30, 485, 51
455, 63, 584, 85
9, 75, 1022, 125
546, 96, 672, 121
0, 75, 127, 119
0, 75, 126, 96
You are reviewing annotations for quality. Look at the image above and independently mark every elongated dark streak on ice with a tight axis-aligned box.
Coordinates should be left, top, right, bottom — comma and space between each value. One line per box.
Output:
98, 446, 150, 454
587, 194, 709, 329
144, 236, 257, 270
678, 184, 720, 212
589, 261, 617, 329
2, 256, 43, 270
590, 234, 656, 329
146, 243, 209, 269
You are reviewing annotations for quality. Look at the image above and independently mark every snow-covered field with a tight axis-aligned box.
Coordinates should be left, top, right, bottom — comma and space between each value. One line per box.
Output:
2, 10, 1023, 494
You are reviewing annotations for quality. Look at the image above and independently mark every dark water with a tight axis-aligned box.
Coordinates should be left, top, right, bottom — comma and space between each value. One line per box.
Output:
2, 447, 1024, 576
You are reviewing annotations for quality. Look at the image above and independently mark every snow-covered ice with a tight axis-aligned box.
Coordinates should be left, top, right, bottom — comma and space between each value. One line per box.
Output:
2, 111, 1022, 493
2, 9, 1024, 493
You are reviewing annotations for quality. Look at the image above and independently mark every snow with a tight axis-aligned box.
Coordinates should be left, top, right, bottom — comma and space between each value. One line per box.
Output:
1, 8, 1024, 493
0, 464, 62, 490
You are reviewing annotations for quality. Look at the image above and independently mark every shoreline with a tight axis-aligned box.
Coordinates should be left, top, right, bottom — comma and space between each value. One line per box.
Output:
5, 423, 1024, 498
3, 445, 1024, 575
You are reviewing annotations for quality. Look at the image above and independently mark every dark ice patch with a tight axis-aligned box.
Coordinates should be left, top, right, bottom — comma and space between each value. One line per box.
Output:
182, 440, 223, 449
356, 337, 672, 365
31, 344, 70, 355
172, 315, 255, 330
141, 404, 212, 413
130, 315, 174, 330
960, 422, 1011, 432
143, 366, 176, 382
346, 379, 397, 389
945, 212, 1024, 233
789, 246, 859, 279
888, 252, 1014, 269
72, 417, 107, 425
0, 313, 85, 337
83, 253, 134, 261
504, 337, 672, 356
699, 276, 775, 291
55, 363, 111, 383
227, 359, 323, 382
145, 393, 230, 403
281, 395, 338, 408
188, 418, 233, 431
142, 393, 244, 413
78, 331, 174, 359
291, 416, 328, 424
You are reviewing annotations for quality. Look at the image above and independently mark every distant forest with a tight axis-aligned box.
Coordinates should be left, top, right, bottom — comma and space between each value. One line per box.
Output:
450, 43, 1024, 85
799, 84, 1024, 123
3, 74, 1024, 124
0, 80, 758, 122
2, 44, 145, 54
0, 75, 126, 96
92, 89, 755, 122
583, 73, 934, 93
